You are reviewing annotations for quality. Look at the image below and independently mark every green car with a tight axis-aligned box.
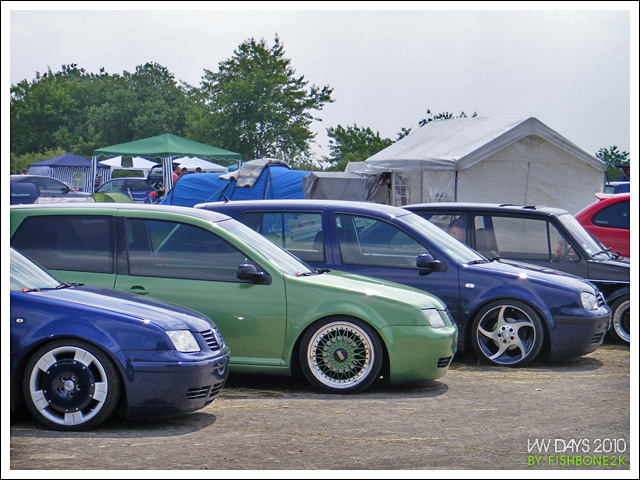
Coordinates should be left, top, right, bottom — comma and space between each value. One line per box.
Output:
10, 204, 458, 393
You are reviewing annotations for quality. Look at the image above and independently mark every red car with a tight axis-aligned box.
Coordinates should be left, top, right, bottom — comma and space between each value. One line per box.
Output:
575, 193, 630, 258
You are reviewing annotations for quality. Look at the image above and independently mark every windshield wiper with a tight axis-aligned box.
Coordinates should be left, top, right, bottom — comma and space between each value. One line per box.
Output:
465, 259, 488, 265
296, 268, 330, 277
591, 248, 613, 259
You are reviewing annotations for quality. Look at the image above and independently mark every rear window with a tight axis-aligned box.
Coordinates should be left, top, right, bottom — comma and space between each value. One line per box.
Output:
11, 215, 115, 273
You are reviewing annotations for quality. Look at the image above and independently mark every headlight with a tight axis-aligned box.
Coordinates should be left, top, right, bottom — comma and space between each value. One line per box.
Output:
580, 292, 599, 311
422, 309, 446, 328
166, 330, 201, 352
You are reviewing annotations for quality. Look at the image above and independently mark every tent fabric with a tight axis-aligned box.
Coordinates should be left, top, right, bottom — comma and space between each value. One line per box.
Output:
358, 116, 606, 214
29, 153, 111, 193
173, 156, 228, 173
92, 134, 242, 160
303, 171, 390, 203
221, 158, 290, 187
161, 164, 309, 207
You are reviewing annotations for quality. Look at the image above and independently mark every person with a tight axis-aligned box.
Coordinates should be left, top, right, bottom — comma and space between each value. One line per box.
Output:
172, 164, 181, 184
94, 174, 103, 189
195, 167, 202, 174
447, 217, 466, 242
21, 169, 28, 175
181, 167, 188, 176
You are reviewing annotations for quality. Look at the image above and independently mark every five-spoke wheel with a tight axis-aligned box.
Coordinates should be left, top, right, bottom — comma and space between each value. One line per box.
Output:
471, 300, 544, 367
608, 295, 630, 344
300, 318, 383, 393
23, 339, 121, 431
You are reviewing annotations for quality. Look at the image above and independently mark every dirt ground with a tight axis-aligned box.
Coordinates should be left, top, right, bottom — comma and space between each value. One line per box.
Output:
7, 344, 633, 473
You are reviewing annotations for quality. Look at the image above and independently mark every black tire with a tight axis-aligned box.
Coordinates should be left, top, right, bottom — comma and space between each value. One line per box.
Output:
22, 339, 121, 431
471, 300, 545, 367
299, 317, 383, 393
608, 295, 630, 345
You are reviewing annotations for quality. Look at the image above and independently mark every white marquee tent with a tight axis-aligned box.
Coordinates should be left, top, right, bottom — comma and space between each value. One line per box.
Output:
99, 156, 158, 177
348, 116, 606, 214
173, 156, 228, 173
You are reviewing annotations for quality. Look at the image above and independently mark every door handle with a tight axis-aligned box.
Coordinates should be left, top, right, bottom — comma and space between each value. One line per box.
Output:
128, 285, 150, 295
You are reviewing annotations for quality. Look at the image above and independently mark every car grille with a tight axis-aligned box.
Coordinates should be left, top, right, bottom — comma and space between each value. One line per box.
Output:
187, 381, 225, 400
201, 328, 223, 351
437, 356, 453, 368
590, 332, 605, 345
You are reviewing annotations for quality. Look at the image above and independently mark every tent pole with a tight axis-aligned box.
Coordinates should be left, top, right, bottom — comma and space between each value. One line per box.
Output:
90, 156, 97, 193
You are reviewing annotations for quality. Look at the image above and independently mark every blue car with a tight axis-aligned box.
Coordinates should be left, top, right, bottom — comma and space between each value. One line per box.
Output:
10, 248, 231, 431
197, 200, 611, 368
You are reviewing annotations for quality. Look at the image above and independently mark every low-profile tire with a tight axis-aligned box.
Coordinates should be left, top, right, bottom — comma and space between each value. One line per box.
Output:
471, 300, 544, 367
608, 295, 630, 345
22, 339, 121, 431
299, 317, 383, 393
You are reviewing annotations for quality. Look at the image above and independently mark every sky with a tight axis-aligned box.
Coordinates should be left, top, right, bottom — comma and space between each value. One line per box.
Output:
4, 2, 638, 161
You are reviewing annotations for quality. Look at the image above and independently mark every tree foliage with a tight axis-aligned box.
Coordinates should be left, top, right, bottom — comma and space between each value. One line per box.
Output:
324, 125, 393, 171
186, 36, 333, 163
596, 145, 631, 181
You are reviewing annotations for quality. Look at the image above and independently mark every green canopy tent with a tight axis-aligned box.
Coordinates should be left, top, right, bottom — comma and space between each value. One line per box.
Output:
91, 134, 242, 193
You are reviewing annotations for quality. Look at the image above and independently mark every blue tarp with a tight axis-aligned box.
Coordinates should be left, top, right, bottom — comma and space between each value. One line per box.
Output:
161, 164, 310, 207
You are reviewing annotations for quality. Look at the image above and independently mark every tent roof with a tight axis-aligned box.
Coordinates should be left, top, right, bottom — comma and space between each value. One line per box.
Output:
32, 153, 109, 168
173, 156, 228, 172
98, 156, 159, 170
364, 116, 605, 172
92, 133, 242, 161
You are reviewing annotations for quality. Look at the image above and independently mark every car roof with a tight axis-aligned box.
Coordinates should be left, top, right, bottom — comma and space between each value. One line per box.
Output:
10, 202, 232, 223
197, 199, 413, 217
404, 202, 570, 217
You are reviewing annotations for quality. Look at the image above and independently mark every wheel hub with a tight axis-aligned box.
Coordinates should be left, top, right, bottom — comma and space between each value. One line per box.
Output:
497, 325, 516, 346
41, 360, 96, 413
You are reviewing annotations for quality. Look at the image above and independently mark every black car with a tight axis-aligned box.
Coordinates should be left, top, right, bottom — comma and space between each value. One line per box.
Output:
404, 203, 630, 344
10, 175, 93, 203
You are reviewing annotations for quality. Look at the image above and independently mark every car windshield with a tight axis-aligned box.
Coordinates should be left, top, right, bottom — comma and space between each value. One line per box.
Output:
215, 218, 315, 276
398, 212, 485, 264
10, 249, 61, 292
558, 213, 614, 259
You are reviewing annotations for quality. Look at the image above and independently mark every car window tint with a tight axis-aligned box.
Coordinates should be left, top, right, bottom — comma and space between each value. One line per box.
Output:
335, 214, 426, 268
41, 177, 67, 191
125, 218, 259, 282
11, 215, 114, 273
240, 212, 325, 263
592, 200, 630, 230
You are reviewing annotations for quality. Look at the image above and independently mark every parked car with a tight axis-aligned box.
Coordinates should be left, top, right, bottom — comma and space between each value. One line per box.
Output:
10, 204, 458, 393
95, 177, 158, 203
575, 193, 630, 259
10, 175, 94, 203
403, 202, 630, 345
603, 181, 630, 194
196, 200, 611, 368
9, 247, 230, 431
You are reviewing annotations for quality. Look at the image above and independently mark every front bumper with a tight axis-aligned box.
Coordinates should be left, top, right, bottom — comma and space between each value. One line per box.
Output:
548, 309, 611, 359
116, 346, 231, 419
380, 324, 458, 384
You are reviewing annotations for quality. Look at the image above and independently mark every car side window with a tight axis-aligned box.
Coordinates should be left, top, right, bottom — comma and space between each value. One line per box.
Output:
335, 214, 426, 268
41, 177, 67, 192
11, 215, 115, 273
419, 213, 468, 243
592, 200, 630, 230
240, 211, 325, 263
474, 215, 578, 262
125, 218, 259, 282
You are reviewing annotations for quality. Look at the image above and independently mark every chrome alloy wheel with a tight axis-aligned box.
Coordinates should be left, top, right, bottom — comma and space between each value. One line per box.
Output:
28, 345, 109, 427
612, 299, 630, 344
475, 304, 540, 366
306, 321, 376, 390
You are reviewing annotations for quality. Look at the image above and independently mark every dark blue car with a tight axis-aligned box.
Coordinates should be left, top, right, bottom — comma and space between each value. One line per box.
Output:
10, 248, 231, 431
197, 200, 611, 368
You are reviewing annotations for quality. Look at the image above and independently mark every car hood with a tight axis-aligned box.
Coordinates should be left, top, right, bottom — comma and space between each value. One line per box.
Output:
290, 270, 448, 310
31, 285, 214, 332
467, 259, 596, 291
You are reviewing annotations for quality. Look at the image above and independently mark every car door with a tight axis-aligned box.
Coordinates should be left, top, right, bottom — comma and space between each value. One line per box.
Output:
113, 215, 287, 367
327, 211, 461, 321
587, 199, 630, 257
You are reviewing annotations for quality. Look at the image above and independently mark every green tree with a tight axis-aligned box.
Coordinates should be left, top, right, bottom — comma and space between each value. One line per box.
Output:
324, 124, 394, 171
595, 145, 630, 180
187, 35, 333, 162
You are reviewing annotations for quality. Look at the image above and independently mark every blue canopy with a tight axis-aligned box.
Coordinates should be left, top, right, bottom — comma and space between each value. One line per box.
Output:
161, 163, 310, 207
32, 153, 103, 168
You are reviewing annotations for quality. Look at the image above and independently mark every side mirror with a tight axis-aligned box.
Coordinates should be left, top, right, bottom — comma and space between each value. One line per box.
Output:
416, 253, 447, 274
237, 264, 270, 284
